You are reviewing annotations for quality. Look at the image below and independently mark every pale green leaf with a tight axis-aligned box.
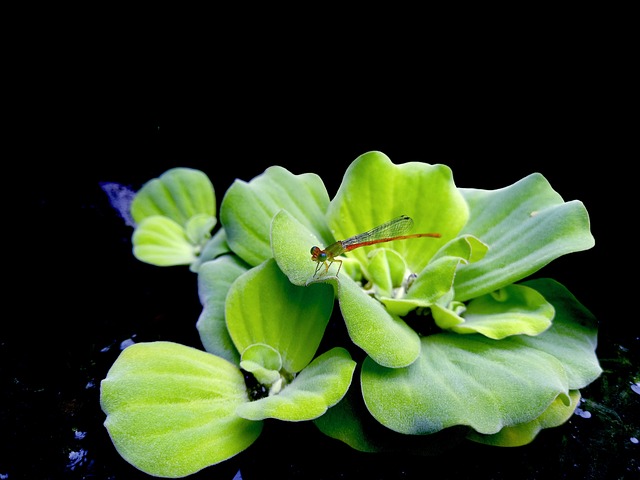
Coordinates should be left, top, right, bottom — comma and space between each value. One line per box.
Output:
132, 216, 196, 266
455, 173, 595, 301
100, 342, 261, 478
336, 274, 421, 368
443, 283, 555, 339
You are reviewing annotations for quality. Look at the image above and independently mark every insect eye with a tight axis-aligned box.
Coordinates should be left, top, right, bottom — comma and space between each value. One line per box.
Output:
310, 246, 317, 255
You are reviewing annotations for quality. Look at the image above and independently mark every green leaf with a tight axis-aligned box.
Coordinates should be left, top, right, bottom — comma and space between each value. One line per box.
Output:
236, 347, 356, 421
132, 216, 197, 266
435, 283, 555, 339
361, 334, 570, 435
220, 167, 332, 267
468, 390, 581, 446
516, 278, 602, 389
100, 341, 262, 478
337, 274, 421, 368
131, 167, 215, 227
380, 256, 463, 316
325, 151, 468, 274
196, 255, 250, 364
185, 213, 216, 245
455, 173, 595, 301
225, 258, 334, 374
239, 344, 283, 386
432, 233, 489, 264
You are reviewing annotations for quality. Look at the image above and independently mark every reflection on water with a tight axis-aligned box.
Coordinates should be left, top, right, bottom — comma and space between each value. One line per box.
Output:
66, 448, 88, 471
100, 181, 136, 227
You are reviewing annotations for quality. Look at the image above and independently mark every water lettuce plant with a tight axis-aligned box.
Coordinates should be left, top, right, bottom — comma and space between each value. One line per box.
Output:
100, 151, 602, 477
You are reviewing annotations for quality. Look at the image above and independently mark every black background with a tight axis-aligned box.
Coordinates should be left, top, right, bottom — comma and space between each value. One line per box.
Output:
5, 34, 637, 479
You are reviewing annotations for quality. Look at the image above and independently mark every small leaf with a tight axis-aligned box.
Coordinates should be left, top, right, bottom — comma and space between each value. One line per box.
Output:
239, 344, 283, 386
131, 167, 215, 227
132, 216, 196, 266
225, 258, 334, 374
236, 347, 356, 421
100, 342, 262, 478
240, 344, 283, 386
367, 248, 406, 298
431, 234, 489, 264
381, 256, 462, 316
441, 283, 555, 339
184, 213, 216, 245
241, 343, 283, 371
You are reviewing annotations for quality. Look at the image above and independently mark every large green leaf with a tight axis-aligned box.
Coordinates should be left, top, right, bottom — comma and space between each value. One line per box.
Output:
516, 278, 602, 389
220, 167, 332, 267
100, 342, 262, 478
325, 151, 468, 274
455, 173, 595, 301
131, 167, 215, 227
362, 334, 570, 435
225, 258, 334, 374
196, 255, 250, 363
236, 347, 356, 421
